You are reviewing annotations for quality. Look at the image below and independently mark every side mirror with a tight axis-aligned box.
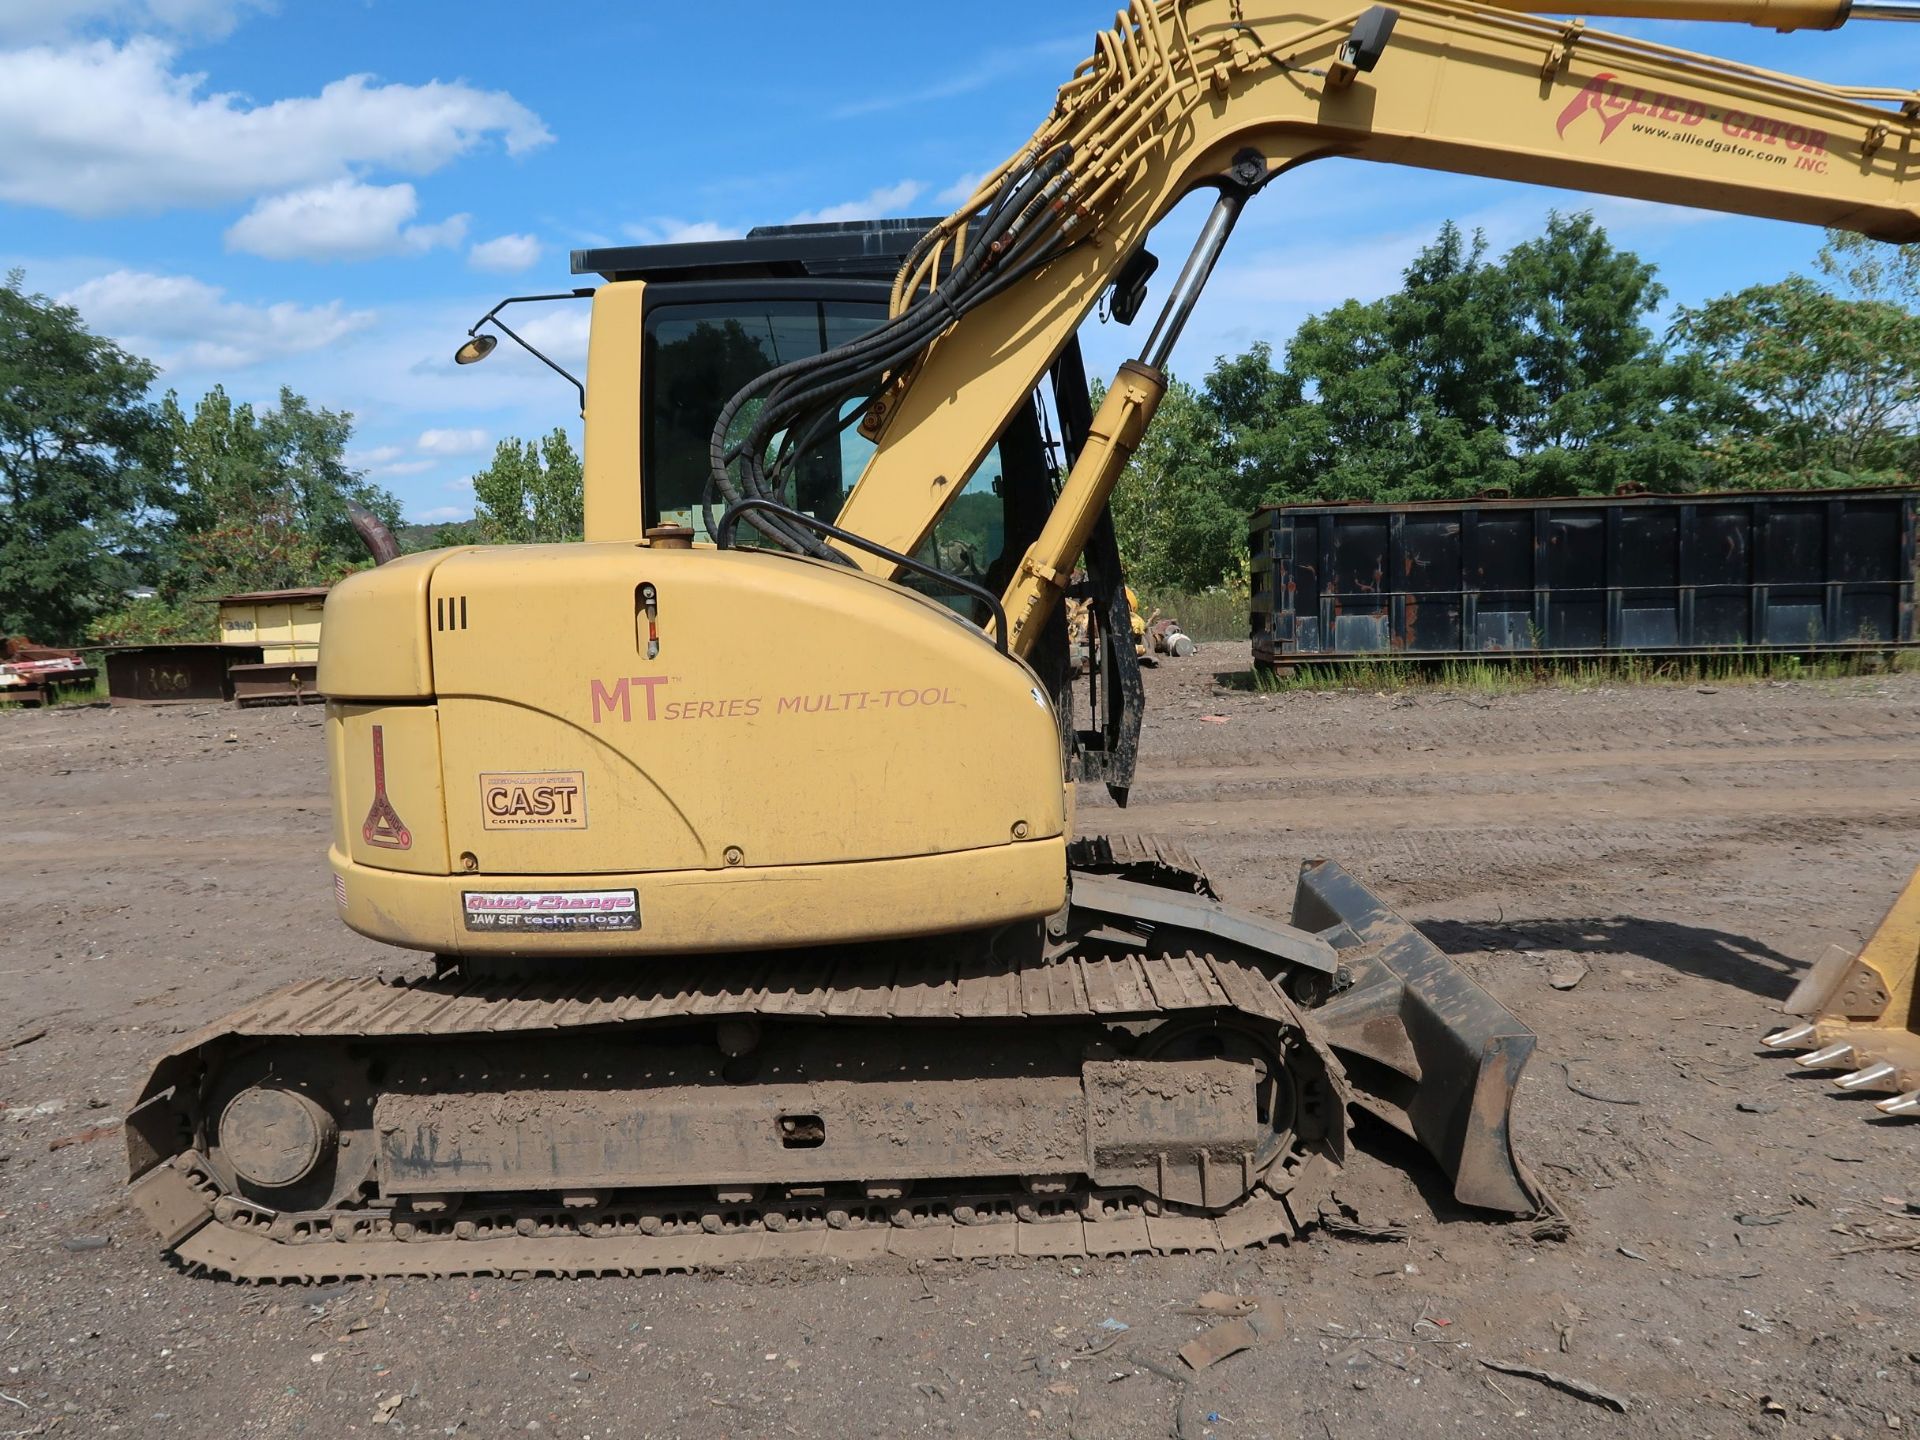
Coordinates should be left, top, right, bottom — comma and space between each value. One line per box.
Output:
1107, 247, 1160, 326
1339, 6, 1399, 73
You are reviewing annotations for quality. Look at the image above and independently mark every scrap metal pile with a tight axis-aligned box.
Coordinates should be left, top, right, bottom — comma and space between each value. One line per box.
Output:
0, 638, 94, 706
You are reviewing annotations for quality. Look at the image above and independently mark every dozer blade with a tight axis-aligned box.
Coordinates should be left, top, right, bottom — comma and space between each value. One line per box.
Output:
1764, 863, 1920, 1122
1291, 859, 1544, 1216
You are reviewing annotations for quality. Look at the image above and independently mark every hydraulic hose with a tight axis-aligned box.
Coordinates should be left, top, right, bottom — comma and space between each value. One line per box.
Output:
707, 147, 1082, 555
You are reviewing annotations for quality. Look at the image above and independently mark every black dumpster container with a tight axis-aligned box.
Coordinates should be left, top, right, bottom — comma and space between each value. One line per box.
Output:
1250, 487, 1917, 665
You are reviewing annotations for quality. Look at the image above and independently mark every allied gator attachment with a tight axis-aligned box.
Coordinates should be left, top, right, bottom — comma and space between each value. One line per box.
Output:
1764, 864, 1920, 1119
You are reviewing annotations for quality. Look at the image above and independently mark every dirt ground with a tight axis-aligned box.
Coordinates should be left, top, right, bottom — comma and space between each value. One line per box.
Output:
2, 649, 1917, 1439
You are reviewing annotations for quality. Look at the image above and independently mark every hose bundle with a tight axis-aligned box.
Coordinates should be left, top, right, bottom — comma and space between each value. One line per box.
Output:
703, 0, 1207, 555
703, 147, 1083, 556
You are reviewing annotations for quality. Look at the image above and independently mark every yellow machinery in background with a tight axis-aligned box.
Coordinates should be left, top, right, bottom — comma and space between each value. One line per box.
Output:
128, 0, 1919, 1280
211, 587, 327, 705
1767, 865, 1920, 1118
1066, 579, 1151, 676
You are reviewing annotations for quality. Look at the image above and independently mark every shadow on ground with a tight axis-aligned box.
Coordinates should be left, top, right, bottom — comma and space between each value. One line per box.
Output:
1421, 915, 1809, 1000
1341, 1113, 1500, 1228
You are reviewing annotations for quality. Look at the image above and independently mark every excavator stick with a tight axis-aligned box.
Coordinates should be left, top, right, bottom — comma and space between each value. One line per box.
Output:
1292, 860, 1544, 1215
1764, 864, 1920, 1119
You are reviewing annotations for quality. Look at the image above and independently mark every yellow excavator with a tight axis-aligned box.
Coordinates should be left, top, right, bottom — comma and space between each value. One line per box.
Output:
128, 0, 1920, 1280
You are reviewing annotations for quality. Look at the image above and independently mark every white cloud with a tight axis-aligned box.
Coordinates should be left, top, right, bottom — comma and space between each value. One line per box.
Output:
349, 434, 474, 478
225, 180, 467, 262
468, 232, 541, 273
788, 181, 926, 228
0, 38, 551, 217
417, 427, 489, 456
509, 306, 591, 370
935, 172, 985, 208
619, 218, 743, 245
830, 36, 1085, 119
411, 505, 472, 523
0, 0, 268, 43
58, 268, 375, 370
1572, 194, 1719, 235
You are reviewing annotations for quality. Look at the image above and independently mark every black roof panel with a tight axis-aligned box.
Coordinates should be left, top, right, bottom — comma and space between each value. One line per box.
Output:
572, 217, 940, 283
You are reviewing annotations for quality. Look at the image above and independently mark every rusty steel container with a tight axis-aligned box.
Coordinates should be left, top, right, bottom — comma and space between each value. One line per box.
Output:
104, 644, 259, 703
1250, 487, 1918, 665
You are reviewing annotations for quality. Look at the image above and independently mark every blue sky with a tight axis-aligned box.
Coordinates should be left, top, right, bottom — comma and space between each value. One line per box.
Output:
3, 1, 1913, 522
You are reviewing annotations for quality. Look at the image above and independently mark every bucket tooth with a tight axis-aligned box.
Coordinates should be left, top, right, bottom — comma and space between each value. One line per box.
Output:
1873, 1090, 1919, 1117
1762, 1022, 1817, 1049
1796, 1042, 1856, 1069
1834, 1061, 1897, 1091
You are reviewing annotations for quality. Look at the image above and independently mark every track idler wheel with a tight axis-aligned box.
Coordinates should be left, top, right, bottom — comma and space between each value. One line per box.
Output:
203, 1046, 369, 1213
217, 1087, 336, 1190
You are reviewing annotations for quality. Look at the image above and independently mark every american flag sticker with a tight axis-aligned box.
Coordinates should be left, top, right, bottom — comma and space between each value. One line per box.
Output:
334, 875, 348, 910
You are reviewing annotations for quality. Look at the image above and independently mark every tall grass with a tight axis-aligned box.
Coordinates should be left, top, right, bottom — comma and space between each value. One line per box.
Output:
1241, 648, 1917, 694
0, 667, 109, 709
1137, 589, 1246, 643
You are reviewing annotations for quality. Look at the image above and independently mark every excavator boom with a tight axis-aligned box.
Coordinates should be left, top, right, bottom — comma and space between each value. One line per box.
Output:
804, 0, 1919, 619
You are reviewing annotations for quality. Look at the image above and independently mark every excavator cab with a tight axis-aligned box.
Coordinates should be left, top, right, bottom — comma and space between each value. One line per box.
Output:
577, 219, 977, 544
569, 218, 1149, 795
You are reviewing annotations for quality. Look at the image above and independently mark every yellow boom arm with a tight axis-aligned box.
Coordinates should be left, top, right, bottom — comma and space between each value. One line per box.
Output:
823, 0, 1919, 650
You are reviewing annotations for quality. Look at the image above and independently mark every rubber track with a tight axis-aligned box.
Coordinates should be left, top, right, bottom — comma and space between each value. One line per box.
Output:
1067, 833, 1217, 896
164, 1194, 1307, 1283
145, 946, 1309, 1052
135, 946, 1347, 1283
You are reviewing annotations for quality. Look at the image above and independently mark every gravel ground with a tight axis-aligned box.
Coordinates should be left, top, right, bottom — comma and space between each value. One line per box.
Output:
2, 649, 1916, 1439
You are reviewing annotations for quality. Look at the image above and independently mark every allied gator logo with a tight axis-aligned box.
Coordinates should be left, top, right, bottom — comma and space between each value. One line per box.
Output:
1556, 72, 1702, 143
479, 771, 587, 830
1556, 72, 1830, 172
361, 724, 412, 850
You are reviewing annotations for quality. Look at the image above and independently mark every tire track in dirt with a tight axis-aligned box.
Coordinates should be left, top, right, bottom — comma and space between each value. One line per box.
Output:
1128, 737, 1919, 788
1101, 781, 1919, 835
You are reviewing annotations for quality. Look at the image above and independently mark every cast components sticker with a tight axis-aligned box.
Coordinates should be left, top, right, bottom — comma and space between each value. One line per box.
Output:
462, 888, 639, 933
479, 771, 587, 830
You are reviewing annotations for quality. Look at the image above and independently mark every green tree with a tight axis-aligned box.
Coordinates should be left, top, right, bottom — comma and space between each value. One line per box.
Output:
1107, 378, 1243, 592
1497, 214, 1726, 492
471, 429, 584, 544
1671, 277, 1920, 484
398, 519, 481, 551
0, 272, 165, 642
1222, 214, 1722, 503
1814, 231, 1920, 309
155, 385, 402, 596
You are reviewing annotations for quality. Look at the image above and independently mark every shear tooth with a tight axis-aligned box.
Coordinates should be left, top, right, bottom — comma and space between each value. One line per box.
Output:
1834, 1061, 1897, 1091
1873, 1090, 1919, 1117
1796, 1043, 1856, 1069
1763, 1023, 1816, 1049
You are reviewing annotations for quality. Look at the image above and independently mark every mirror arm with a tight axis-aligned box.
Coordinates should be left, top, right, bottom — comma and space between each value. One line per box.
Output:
462, 289, 594, 415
